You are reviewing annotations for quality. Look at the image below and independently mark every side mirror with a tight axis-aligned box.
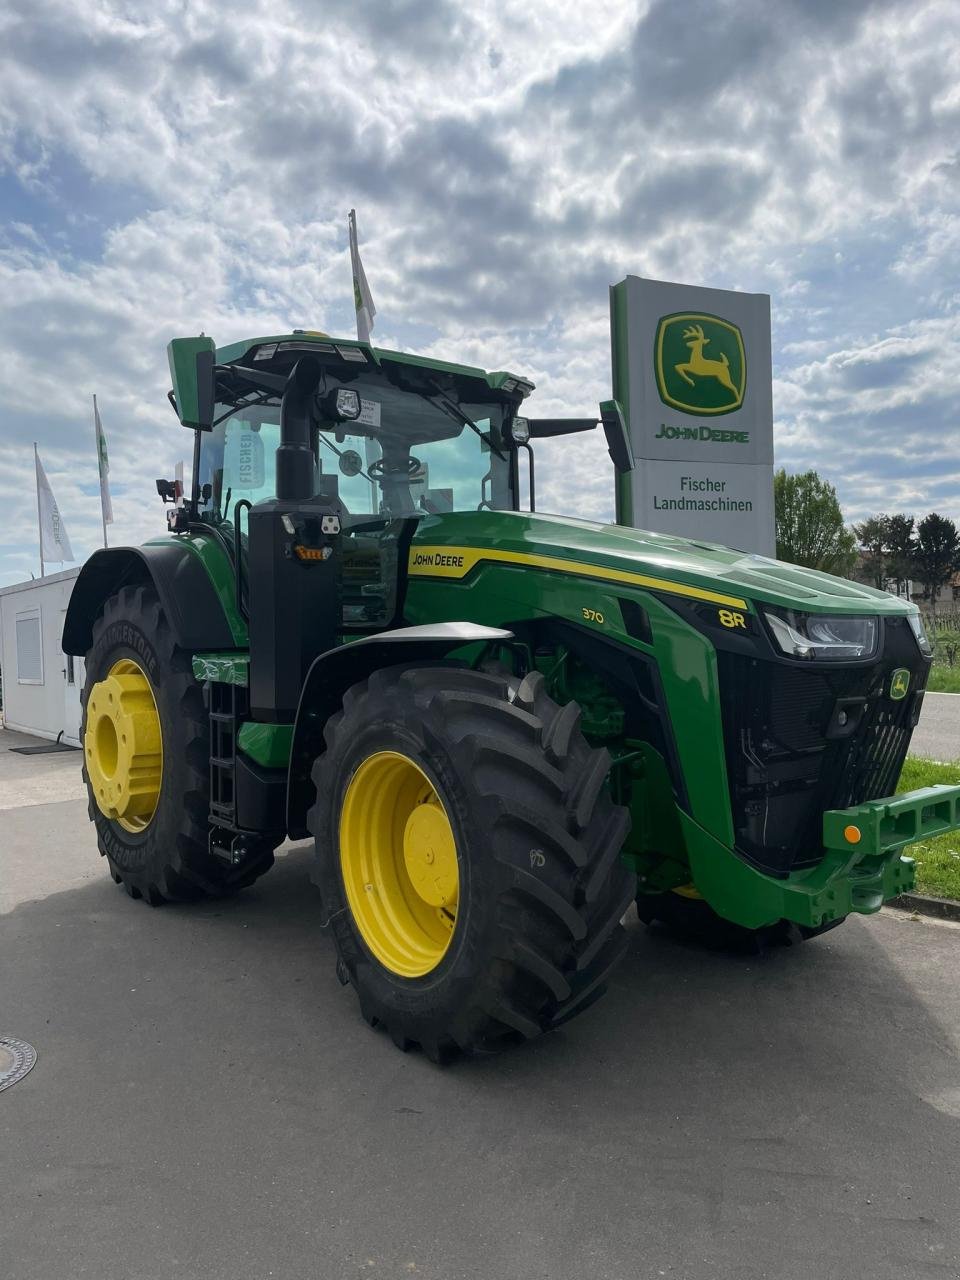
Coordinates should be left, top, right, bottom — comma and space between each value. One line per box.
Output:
599, 399, 634, 472
167, 336, 216, 430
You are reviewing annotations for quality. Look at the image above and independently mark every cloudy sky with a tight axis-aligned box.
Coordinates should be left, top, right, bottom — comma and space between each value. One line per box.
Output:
1, 0, 958, 586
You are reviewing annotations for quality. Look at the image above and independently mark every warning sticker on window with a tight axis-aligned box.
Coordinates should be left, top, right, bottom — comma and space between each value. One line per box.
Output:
358, 398, 381, 428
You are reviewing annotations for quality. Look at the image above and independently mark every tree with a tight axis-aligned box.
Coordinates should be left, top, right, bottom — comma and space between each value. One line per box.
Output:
885, 514, 916, 596
853, 513, 892, 589
912, 512, 960, 612
774, 468, 858, 576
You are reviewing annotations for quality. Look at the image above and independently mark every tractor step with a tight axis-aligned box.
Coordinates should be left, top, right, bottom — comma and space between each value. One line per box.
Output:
208, 681, 246, 826
204, 678, 287, 854
208, 827, 265, 867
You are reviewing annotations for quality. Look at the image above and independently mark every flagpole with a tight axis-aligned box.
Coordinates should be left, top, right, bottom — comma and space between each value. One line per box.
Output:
34, 442, 45, 579
94, 394, 108, 548
349, 209, 364, 342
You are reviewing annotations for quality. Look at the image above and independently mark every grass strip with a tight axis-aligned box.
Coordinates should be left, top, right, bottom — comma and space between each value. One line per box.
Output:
926, 668, 960, 693
897, 757, 960, 901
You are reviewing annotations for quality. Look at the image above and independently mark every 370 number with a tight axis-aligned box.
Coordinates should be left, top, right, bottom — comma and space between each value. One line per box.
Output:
581, 607, 605, 624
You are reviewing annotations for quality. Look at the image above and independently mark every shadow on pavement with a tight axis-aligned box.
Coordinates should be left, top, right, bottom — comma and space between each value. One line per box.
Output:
2, 842, 959, 1280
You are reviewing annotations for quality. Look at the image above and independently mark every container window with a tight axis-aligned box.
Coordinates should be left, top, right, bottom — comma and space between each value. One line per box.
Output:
16, 609, 43, 684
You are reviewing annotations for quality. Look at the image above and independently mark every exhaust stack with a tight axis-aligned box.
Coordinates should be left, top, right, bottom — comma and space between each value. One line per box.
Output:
276, 357, 319, 501
248, 356, 340, 721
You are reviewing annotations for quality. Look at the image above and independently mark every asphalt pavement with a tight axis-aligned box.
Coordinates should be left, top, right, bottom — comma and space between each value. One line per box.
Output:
911, 691, 960, 764
2, 728, 960, 1280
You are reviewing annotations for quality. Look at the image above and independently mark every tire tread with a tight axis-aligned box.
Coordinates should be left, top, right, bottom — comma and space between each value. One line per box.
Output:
310, 662, 635, 1061
82, 585, 275, 904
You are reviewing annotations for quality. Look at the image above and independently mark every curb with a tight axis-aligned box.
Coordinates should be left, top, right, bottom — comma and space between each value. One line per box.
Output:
887, 892, 960, 923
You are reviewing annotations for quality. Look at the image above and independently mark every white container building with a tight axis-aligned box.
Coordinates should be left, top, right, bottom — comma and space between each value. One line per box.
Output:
0, 568, 84, 746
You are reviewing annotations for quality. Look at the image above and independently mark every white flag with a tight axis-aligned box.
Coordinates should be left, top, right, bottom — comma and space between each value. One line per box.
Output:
35, 447, 74, 564
348, 208, 376, 343
94, 394, 113, 525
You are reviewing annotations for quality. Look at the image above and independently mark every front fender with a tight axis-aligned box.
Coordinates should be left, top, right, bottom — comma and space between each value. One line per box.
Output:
286, 622, 512, 838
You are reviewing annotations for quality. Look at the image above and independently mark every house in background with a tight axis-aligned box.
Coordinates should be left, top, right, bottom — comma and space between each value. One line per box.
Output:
0, 568, 84, 745
911, 572, 960, 611
851, 554, 960, 611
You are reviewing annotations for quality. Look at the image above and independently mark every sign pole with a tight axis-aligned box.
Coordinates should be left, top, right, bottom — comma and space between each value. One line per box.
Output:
34, 442, 45, 579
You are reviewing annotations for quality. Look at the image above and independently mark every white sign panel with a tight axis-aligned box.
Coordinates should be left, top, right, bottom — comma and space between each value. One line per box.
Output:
634, 460, 775, 553
610, 275, 775, 555
358, 397, 382, 428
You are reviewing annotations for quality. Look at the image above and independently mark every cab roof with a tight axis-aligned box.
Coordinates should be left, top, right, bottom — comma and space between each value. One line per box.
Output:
214, 331, 535, 400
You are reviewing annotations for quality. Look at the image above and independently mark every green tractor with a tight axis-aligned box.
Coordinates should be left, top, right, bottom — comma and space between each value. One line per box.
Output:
64, 330, 960, 1061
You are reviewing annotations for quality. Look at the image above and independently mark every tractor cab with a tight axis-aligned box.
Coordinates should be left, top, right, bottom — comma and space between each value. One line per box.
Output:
166, 332, 630, 664
191, 337, 530, 635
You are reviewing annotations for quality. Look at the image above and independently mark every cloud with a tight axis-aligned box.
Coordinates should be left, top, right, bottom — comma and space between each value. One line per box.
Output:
0, 0, 959, 589
773, 314, 960, 520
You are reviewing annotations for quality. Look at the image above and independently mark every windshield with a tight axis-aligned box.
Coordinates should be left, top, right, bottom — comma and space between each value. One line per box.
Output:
197, 372, 514, 524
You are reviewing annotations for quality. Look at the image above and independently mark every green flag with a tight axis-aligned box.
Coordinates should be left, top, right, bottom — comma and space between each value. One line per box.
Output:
94, 394, 113, 525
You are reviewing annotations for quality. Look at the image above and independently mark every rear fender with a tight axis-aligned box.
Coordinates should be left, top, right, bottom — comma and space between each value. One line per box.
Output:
62, 544, 237, 656
286, 622, 512, 838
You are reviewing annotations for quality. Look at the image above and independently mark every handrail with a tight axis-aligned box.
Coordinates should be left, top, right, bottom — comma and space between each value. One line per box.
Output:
234, 500, 253, 621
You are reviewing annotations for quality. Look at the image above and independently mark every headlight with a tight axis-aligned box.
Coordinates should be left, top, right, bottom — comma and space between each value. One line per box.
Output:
907, 612, 933, 657
510, 416, 530, 444
764, 608, 878, 661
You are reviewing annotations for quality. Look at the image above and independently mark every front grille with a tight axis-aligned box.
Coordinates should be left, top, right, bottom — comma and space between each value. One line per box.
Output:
717, 617, 927, 877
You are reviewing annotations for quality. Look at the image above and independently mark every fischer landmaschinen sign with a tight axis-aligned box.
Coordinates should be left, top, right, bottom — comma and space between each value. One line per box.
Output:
610, 275, 775, 556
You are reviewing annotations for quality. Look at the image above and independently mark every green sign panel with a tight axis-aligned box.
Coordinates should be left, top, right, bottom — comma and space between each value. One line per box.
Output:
654, 312, 746, 417
890, 669, 910, 701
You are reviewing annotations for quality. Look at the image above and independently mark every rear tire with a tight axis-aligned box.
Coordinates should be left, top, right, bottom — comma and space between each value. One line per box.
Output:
82, 585, 275, 903
309, 664, 636, 1061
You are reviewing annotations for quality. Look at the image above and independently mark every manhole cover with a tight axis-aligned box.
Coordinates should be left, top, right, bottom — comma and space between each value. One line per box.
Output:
0, 1037, 37, 1092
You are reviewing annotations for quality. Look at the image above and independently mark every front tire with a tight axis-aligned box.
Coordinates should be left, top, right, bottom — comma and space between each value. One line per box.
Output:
309, 665, 635, 1061
82, 585, 275, 903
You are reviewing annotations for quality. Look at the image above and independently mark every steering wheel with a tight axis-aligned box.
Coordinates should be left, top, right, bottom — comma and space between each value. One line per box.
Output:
367, 456, 422, 478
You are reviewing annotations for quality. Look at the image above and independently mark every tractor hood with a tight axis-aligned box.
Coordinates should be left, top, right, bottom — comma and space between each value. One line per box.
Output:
409, 510, 915, 618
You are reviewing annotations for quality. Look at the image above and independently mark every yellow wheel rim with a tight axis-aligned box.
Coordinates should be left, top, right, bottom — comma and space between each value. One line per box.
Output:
672, 883, 704, 900
339, 751, 459, 978
84, 658, 163, 833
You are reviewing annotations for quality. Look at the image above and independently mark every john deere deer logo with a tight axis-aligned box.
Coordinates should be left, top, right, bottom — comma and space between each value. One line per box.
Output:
890, 669, 910, 701
655, 312, 746, 416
